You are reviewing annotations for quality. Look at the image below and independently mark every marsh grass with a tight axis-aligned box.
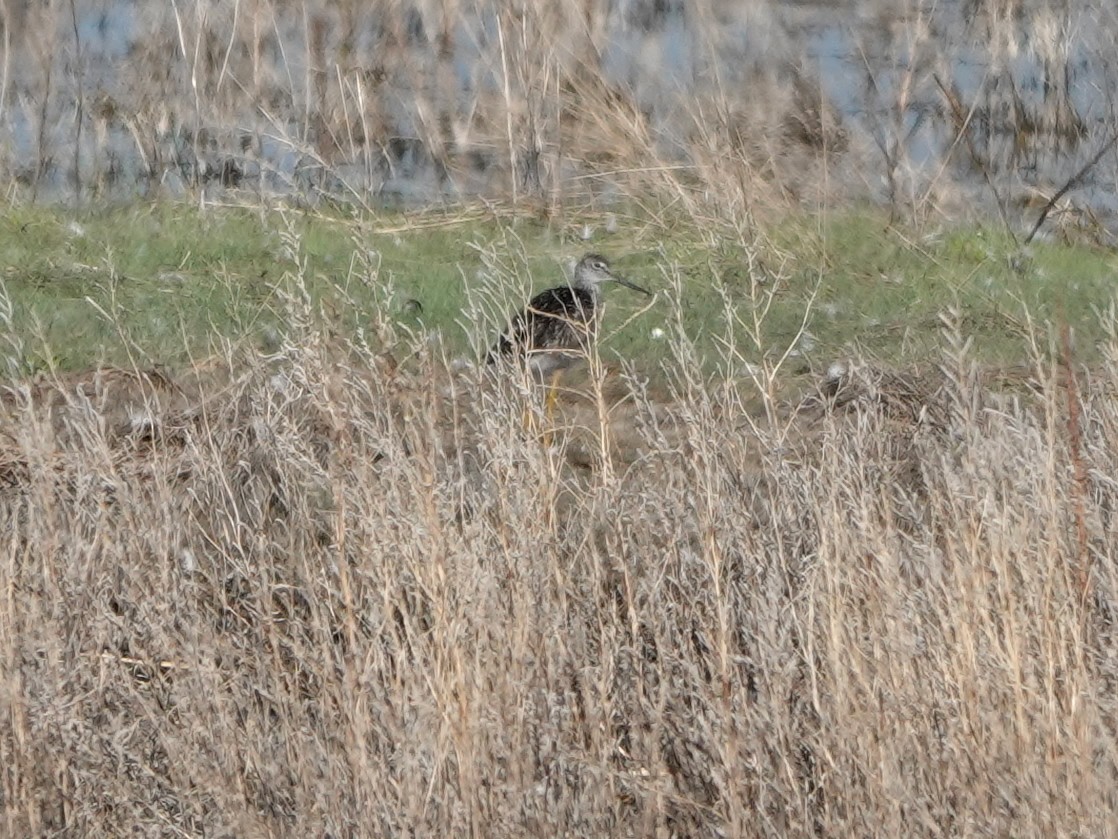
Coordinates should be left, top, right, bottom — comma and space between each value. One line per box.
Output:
3, 2, 1118, 835
3, 0, 1115, 238
3, 218, 1118, 835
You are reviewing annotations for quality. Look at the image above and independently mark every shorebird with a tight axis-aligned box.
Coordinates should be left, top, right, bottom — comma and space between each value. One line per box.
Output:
488, 253, 652, 377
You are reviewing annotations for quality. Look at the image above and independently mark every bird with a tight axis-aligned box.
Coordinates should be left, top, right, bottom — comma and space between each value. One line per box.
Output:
487, 253, 652, 377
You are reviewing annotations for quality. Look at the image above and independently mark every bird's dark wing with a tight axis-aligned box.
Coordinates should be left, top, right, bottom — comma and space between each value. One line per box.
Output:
488, 286, 596, 363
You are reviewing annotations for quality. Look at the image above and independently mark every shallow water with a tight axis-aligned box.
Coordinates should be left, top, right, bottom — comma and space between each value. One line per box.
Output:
2, 0, 1116, 230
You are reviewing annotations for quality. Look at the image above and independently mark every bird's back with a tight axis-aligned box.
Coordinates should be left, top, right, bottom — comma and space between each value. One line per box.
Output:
489, 285, 598, 363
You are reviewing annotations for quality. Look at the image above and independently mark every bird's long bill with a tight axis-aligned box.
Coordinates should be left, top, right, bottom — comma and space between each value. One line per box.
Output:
613, 275, 653, 297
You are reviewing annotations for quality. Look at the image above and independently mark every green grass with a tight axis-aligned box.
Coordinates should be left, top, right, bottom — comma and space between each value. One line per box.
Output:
1, 201, 1114, 376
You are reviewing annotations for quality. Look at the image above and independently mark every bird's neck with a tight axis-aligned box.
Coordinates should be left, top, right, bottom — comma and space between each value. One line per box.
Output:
571, 280, 601, 301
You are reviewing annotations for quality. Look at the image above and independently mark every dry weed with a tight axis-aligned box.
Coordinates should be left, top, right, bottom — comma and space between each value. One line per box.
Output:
2, 309, 1117, 836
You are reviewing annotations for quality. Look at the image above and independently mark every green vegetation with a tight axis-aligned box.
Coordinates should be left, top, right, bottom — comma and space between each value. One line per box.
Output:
2, 202, 1114, 378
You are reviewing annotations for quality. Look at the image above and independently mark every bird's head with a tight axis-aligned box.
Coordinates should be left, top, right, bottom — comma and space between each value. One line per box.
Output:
573, 253, 653, 297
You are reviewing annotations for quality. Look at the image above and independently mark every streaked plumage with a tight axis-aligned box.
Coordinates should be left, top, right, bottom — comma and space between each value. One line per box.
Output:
488, 253, 651, 376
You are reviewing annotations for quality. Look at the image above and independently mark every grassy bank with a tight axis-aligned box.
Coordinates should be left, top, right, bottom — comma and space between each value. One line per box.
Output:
1, 201, 1115, 378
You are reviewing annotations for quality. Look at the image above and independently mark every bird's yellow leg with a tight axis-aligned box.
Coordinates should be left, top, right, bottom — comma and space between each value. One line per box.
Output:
543, 370, 562, 445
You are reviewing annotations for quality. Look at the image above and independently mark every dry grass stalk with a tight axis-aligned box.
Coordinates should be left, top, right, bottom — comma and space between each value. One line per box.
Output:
2, 300, 1118, 835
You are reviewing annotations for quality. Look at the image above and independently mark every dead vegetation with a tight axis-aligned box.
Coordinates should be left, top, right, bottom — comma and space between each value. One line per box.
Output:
2, 314, 1117, 836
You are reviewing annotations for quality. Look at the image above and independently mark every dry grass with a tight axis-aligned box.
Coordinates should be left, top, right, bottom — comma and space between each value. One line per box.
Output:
2, 257, 1118, 836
